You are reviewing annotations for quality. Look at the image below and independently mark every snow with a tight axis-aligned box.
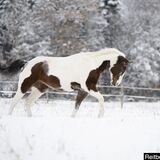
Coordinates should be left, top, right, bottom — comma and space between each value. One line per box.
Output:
0, 98, 160, 160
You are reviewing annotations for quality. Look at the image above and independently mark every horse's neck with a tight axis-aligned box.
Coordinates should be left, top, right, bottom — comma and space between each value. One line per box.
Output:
90, 53, 118, 67
69, 50, 120, 72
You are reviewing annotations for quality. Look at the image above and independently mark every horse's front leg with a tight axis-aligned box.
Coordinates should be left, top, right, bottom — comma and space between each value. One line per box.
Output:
71, 90, 88, 117
89, 91, 104, 118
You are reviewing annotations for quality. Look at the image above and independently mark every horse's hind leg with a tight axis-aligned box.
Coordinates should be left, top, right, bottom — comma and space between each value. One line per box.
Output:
9, 89, 24, 115
25, 87, 40, 117
25, 82, 48, 117
9, 76, 38, 115
71, 90, 88, 117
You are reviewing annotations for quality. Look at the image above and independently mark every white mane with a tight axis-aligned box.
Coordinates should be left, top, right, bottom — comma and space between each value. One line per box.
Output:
71, 48, 125, 58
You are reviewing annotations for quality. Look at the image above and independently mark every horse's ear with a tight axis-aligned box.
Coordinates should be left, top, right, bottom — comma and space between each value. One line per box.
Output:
122, 58, 129, 65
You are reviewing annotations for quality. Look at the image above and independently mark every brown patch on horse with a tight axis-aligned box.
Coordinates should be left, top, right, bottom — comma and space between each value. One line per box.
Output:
110, 56, 128, 85
21, 61, 61, 93
33, 81, 48, 92
21, 62, 44, 93
42, 75, 61, 89
86, 60, 110, 91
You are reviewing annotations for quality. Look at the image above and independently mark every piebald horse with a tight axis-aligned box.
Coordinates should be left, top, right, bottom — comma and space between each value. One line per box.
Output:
9, 48, 129, 117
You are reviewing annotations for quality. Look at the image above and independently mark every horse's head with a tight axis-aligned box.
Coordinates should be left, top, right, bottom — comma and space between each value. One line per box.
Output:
109, 56, 129, 86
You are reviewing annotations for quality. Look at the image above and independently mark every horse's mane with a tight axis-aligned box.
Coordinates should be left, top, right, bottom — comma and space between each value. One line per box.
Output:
71, 48, 125, 59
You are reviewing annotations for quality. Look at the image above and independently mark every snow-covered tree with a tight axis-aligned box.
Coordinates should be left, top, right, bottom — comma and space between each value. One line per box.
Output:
0, 0, 159, 88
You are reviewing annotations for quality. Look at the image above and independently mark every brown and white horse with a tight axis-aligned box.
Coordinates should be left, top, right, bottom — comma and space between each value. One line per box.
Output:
9, 48, 129, 117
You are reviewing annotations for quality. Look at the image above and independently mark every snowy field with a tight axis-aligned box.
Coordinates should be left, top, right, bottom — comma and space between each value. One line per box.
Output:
0, 98, 160, 160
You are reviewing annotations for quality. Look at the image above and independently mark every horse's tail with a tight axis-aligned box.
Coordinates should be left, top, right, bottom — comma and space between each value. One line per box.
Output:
0, 59, 27, 74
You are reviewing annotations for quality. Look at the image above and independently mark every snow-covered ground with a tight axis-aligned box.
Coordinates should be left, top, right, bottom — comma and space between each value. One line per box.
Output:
0, 98, 160, 160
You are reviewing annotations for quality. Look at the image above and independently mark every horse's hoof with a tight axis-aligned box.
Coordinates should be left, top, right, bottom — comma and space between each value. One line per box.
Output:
8, 111, 12, 115
98, 112, 104, 118
71, 113, 76, 118
98, 115, 103, 118
71, 109, 78, 118
27, 113, 32, 117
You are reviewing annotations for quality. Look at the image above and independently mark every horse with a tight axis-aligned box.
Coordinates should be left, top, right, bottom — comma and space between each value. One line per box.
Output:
8, 48, 129, 117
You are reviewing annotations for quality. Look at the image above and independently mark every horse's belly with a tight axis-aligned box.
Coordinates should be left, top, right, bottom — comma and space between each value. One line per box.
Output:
60, 80, 87, 92
55, 73, 84, 91
48, 67, 88, 91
